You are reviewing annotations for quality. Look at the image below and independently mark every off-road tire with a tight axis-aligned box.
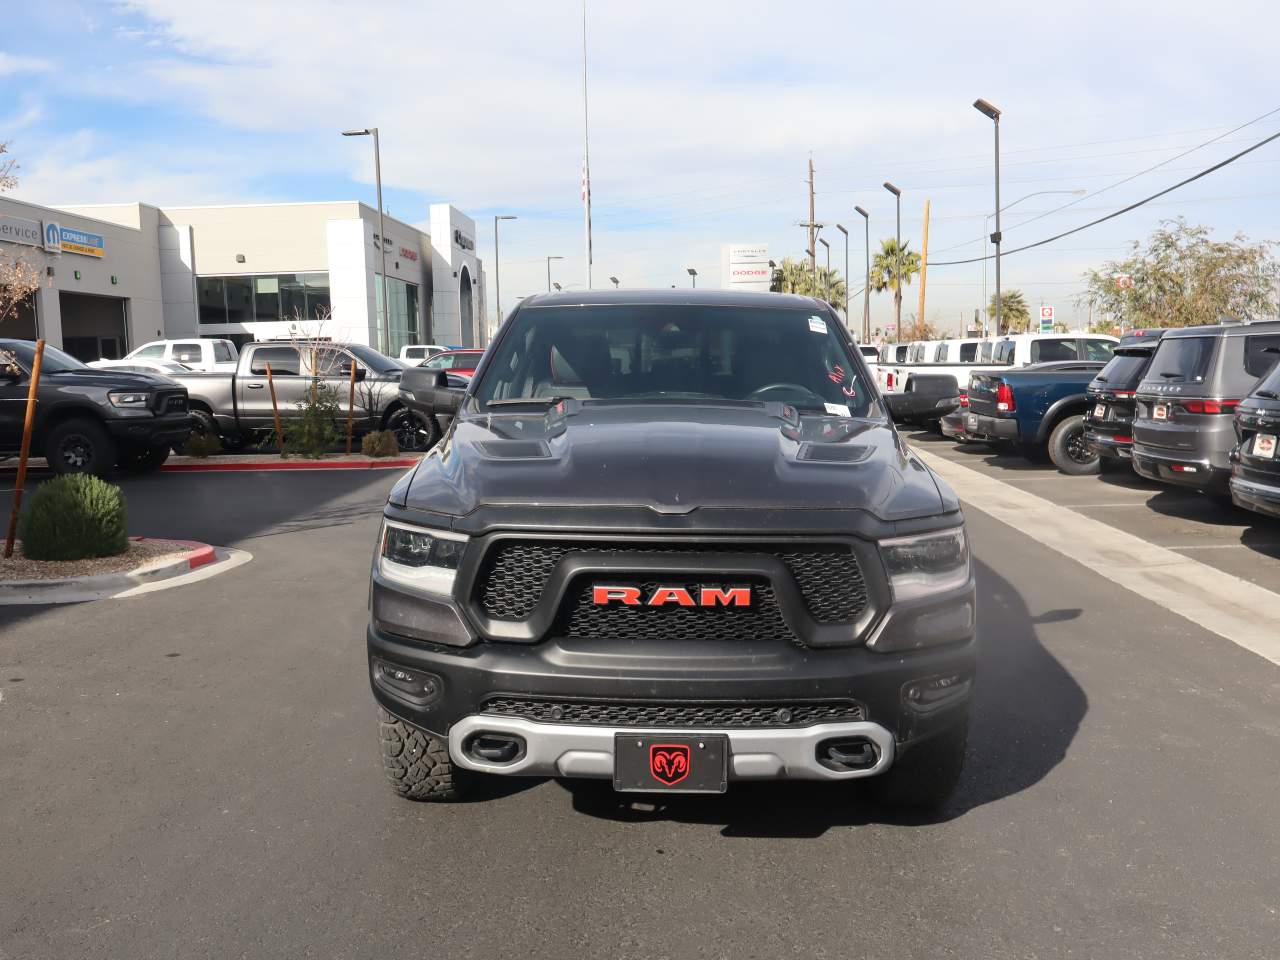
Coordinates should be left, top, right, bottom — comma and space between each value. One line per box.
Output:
119, 444, 171, 473
378, 709, 468, 801
44, 418, 116, 476
1048, 414, 1100, 475
867, 720, 967, 810
388, 407, 439, 452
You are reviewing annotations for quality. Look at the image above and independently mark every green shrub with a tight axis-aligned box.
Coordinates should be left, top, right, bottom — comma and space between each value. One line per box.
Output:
282, 382, 341, 459
181, 431, 222, 458
361, 430, 400, 458
18, 474, 129, 561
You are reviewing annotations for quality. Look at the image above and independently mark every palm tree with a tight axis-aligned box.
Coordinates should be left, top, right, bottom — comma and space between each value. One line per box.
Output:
986, 289, 1031, 334
771, 256, 847, 312
868, 238, 921, 332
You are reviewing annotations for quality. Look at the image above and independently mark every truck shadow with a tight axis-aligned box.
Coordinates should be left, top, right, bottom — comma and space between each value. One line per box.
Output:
561, 558, 1088, 836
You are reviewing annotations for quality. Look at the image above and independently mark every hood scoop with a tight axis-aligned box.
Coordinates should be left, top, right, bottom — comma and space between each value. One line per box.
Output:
474, 440, 553, 460
797, 443, 873, 464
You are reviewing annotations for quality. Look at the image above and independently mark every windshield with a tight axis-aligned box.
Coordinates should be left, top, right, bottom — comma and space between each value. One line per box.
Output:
472, 304, 877, 416
2, 342, 87, 373
344, 343, 400, 375
1093, 350, 1151, 388
1149, 336, 1215, 383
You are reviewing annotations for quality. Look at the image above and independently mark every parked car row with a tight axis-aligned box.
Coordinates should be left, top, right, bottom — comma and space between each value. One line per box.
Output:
939, 320, 1280, 521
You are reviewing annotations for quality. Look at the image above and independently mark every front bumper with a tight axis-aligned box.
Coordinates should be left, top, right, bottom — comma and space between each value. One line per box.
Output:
105, 412, 193, 447
446, 713, 897, 781
963, 412, 1019, 441
1230, 474, 1280, 518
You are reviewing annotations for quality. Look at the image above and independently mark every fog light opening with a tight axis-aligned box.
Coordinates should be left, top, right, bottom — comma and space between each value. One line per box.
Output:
464, 732, 526, 766
816, 737, 879, 772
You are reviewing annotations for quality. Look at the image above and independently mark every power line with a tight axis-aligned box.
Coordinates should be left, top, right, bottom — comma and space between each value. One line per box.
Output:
930, 128, 1280, 267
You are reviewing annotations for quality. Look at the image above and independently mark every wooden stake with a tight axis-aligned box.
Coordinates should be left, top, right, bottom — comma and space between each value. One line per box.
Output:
916, 199, 930, 339
346, 359, 357, 455
265, 361, 285, 455
4, 340, 46, 559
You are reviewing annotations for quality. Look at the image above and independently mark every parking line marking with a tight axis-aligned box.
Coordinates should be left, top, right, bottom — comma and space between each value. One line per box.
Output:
917, 449, 1280, 668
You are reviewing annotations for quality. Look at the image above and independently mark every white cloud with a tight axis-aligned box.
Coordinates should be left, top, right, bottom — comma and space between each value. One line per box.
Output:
0, 52, 52, 76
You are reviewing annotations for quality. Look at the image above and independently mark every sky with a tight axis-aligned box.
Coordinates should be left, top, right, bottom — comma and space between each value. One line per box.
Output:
3, 0, 1279, 336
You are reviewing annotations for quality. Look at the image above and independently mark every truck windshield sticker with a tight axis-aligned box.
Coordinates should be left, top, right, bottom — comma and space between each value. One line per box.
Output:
824, 402, 851, 417
808, 316, 828, 335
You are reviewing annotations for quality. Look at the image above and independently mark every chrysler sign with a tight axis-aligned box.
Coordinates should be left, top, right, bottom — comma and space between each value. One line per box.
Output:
720, 242, 771, 292
0, 215, 43, 247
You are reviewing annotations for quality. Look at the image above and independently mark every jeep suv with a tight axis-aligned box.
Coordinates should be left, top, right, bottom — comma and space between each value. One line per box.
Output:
1230, 357, 1280, 517
1084, 328, 1166, 463
1132, 321, 1280, 493
368, 290, 976, 808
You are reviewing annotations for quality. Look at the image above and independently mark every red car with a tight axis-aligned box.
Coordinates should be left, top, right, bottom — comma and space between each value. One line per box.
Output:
419, 348, 484, 378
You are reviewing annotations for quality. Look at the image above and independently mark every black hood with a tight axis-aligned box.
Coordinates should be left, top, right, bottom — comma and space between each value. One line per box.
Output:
44, 368, 176, 389
399, 402, 947, 523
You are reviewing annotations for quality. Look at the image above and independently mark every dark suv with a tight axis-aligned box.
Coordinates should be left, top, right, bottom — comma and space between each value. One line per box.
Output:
1083, 328, 1166, 463
1132, 321, 1280, 493
368, 290, 976, 809
1230, 358, 1280, 517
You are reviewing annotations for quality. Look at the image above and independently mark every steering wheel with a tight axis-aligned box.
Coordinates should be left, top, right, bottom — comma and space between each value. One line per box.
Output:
745, 382, 827, 405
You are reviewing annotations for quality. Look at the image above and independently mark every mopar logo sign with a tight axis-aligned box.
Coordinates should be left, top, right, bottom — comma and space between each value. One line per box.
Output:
44, 221, 62, 253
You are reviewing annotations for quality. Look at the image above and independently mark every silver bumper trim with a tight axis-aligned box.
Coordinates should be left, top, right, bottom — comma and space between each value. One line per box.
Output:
448, 714, 896, 781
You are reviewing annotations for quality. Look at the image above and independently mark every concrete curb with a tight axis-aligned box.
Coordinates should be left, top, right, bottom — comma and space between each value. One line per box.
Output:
0, 539, 250, 605
160, 457, 420, 473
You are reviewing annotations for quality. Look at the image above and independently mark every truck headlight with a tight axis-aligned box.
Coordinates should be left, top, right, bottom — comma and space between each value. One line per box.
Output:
879, 527, 969, 601
377, 520, 466, 596
109, 391, 150, 407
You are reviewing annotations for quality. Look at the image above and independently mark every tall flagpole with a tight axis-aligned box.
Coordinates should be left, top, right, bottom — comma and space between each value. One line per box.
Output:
581, 0, 594, 289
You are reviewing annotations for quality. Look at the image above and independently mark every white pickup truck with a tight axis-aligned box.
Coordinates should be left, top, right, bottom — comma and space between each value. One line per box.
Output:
874, 333, 1120, 425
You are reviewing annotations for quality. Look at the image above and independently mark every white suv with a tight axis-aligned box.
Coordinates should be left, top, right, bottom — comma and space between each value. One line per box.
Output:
125, 339, 239, 373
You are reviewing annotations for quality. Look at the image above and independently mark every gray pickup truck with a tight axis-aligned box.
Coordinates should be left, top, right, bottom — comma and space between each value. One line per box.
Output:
173, 341, 434, 450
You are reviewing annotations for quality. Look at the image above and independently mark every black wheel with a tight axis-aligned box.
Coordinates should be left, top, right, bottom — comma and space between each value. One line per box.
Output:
1048, 414, 1100, 475
43, 418, 116, 476
119, 445, 171, 473
867, 720, 967, 810
378, 709, 469, 801
388, 407, 439, 452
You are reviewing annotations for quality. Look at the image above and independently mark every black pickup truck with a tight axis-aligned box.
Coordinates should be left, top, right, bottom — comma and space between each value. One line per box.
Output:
1, 339, 191, 475
367, 290, 976, 809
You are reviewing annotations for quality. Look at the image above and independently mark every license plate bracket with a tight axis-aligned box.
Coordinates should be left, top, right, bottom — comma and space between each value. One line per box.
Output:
1093, 403, 1107, 420
1254, 433, 1277, 459
1153, 403, 1169, 421
613, 734, 729, 793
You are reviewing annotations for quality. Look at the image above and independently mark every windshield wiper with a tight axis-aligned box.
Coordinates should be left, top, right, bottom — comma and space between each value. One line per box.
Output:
1254, 389, 1280, 400
484, 396, 573, 408
1158, 372, 1182, 379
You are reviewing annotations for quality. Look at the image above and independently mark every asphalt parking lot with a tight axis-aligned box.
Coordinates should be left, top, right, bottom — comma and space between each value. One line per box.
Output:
2, 466, 1278, 959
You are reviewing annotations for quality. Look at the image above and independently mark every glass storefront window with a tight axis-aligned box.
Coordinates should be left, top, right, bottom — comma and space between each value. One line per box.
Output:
301, 273, 331, 320
376, 275, 420, 355
225, 276, 254, 323
197, 277, 226, 323
279, 274, 306, 322
254, 276, 280, 322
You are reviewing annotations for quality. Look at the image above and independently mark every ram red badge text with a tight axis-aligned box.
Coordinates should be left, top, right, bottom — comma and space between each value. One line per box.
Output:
592, 585, 752, 608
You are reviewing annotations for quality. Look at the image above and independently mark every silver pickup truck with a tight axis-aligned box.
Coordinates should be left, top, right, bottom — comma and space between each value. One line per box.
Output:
172, 341, 435, 450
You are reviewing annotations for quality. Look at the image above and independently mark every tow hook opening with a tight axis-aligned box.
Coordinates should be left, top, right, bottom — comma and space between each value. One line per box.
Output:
816, 736, 880, 773
464, 732, 527, 766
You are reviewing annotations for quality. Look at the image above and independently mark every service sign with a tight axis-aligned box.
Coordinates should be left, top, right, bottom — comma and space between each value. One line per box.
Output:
0, 215, 43, 247
59, 226, 105, 258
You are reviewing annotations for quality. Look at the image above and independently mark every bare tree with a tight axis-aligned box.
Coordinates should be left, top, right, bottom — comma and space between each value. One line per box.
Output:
0, 143, 41, 330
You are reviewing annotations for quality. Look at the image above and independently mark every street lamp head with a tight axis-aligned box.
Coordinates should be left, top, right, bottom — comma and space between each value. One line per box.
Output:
835, 223, 848, 237
973, 98, 1001, 120
854, 205, 869, 219
553, 282, 562, 291
341, 128, 372, 137
882, 181, 901, 197
818, 238, 829, 249
686, 267, 697, 276
496, 214, 518, 221
548, 255, 564, 261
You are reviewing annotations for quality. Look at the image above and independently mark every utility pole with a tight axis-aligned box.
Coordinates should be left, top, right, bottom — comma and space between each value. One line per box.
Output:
581, 0, 594, 289
916, 199, 930, 340
807, 156, 816, 277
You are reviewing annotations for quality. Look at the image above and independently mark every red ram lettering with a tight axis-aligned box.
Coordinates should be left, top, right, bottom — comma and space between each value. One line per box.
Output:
593, 585, 642, 606
699, 586, 751, 607
647, 586, 696, 607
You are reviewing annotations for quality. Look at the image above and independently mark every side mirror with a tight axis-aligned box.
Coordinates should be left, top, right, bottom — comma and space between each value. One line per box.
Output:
353, 367, 367, 381
431, 370, 462, 415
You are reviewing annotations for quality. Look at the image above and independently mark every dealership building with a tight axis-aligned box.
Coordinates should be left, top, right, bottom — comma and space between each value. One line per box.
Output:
0, 196, 486, 361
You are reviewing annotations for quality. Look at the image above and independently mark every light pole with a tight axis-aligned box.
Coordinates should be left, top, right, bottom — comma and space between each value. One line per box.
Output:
493, 214, 516, 341
883, 181, 902, 333
546, 255, 564, 292
687, 267, 698, 288
855, 206, 870, 342
979, 189, 1083, 333
609, 276, 619, 288
835, 224, 849, 327
973, 99, 1002, 334
342, 127, 389, 352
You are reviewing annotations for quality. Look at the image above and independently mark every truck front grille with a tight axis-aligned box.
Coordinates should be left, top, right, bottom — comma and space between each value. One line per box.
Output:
481, 696, 865, 728
475, 539, 868, 624
156, 391, 187, 414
